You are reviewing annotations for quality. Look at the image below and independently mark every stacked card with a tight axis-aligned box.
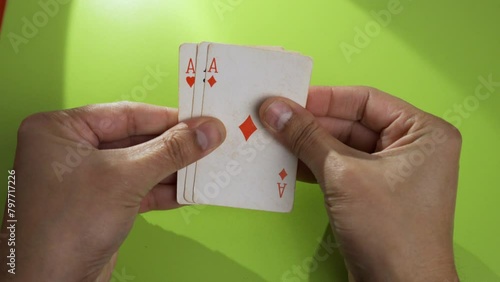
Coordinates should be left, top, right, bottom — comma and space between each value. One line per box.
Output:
177, 42, 313, 212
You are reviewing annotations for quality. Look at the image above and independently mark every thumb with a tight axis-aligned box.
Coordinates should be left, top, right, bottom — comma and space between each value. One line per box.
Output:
122, 117, 226, 186
259, 97, 348, 179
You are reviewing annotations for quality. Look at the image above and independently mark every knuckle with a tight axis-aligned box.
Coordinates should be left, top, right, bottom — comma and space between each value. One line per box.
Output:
289, 118, 321, 157
442, 123, 462, 151
17, 112, 49, 137
354, 85, 381, 97
121, 102, 138, 135
114, 100, 134, 107
361, 85, 380, 93
444, 123, 462, 143
432, 116, 463, 151
162, 131, 191, 168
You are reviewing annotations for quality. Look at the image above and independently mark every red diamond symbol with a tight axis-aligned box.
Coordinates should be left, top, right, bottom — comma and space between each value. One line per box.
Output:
279, 168, 288, 181
208, 75, 217, 87
239, 115, 257, 141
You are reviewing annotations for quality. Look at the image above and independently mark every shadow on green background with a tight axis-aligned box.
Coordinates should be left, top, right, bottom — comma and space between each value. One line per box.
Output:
308, 226, 348, 282
121, 218, 500, 281
454, 243, 500, 282
120, 216, 349, 282
118, 215, 267, 282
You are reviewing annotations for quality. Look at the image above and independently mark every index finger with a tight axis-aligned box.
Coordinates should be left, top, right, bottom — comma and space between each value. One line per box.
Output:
64, 102, 178, 147
306, 86, 421, 133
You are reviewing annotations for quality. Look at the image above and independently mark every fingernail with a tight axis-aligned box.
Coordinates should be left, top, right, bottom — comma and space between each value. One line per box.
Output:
265, 101, 293, 131
195, 121, 223, 151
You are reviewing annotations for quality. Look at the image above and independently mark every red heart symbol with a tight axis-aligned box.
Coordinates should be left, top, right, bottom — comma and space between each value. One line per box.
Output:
186, 76, 195, 88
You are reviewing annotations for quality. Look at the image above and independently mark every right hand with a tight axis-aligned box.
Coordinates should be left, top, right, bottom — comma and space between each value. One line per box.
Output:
259, 86, 461, 281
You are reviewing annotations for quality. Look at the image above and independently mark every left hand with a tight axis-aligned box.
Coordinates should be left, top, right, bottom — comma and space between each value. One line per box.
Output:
0, 102, 226, 281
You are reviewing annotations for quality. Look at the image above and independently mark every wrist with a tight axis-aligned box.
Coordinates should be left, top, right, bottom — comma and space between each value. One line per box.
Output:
5, 234, 96, 282
11, 250, 88, 282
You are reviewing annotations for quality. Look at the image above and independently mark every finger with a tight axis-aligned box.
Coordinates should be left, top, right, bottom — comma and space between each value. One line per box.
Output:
259, 97, 353, 178
139, 184, 179, 213
102, 142, 182, 185
307, 86, 420, 133
98, 134, 157, 150
160, 173, 176, 185
347, 269, 357, 282
119, 116, 226, 186
315, 117, 379, 153
297, 160, 317, 183
63, 102, 179, 147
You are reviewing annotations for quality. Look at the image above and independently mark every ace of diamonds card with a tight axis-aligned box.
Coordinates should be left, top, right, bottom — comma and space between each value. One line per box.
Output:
178, 42, 313, 212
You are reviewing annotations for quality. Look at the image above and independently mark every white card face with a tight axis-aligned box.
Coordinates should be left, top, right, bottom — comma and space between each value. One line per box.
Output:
183, 42, 211, 203
192, 42, 212, 120
177, 43, 197, 205
192, 43, 313, 212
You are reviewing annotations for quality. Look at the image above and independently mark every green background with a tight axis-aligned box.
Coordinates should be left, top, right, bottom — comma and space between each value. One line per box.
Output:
1, 0, 499, 281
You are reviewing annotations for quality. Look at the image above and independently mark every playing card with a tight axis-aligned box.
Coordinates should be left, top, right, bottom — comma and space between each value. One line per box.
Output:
177, 43, 197, 205
180, 43, 277, 203
182, 42, 211, 203
191, 43, 313, 212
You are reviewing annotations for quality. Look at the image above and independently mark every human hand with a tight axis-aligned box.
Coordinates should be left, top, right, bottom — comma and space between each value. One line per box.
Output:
0, 102, 225, 281
260, 86, 461, 281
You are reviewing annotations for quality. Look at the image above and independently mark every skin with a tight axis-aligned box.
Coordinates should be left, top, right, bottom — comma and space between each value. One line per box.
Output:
260, 86, 461, 281
0, 86, 460, 281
